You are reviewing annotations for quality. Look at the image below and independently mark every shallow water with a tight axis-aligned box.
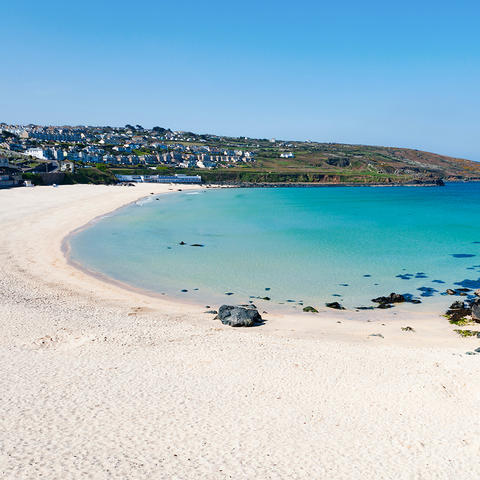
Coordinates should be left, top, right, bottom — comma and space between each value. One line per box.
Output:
69, 183, 480, 310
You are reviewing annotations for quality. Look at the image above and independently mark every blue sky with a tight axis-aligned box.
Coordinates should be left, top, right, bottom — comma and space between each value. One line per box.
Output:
2, 1, 479, 159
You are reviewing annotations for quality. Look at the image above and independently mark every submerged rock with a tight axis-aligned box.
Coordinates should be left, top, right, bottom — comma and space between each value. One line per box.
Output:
216, 305, 262, 327
325, 301, 345, 310
302, 306, 318, 313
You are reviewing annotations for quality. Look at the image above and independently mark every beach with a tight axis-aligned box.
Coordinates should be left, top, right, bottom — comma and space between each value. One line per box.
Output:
1, 184, 479, 479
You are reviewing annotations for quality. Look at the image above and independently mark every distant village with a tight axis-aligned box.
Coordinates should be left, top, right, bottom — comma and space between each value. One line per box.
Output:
0, 123, 262, 171
2, 123, 293, 187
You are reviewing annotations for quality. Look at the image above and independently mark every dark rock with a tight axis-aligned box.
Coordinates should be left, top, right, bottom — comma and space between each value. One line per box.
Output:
446, 289, 456, 295
325, 302, 345, 310
216, 305, 262, 327
377, 303, 393, 309
435, 179, 445, 186
356, 306, 374, 310
262, 297, 271, 301
471, 298, 480, 322
179, 241, 186, 245
190, 243, 204, 247
446, 300, 472, 322
410, 299, 422, 304
401, 326, 415, 332
181, 289, 188, 292
369, 333, 384, 338
225, 292, 234, 296
303, 306, 318, 313
372, 292, 406, 304
205, 310, 218, 314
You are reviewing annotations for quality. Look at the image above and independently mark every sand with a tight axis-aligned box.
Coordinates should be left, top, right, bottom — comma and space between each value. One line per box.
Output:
0, 183, 479, 480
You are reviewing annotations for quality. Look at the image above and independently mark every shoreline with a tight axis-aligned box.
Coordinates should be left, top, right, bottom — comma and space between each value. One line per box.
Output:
206, 181, 447, 188
62, 183, 476, 329
0, 182, 475, 344
58, 184, 478, 344
1, 184, 480, 479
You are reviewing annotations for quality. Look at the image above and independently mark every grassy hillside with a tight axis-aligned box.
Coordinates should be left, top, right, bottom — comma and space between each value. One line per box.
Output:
107, 141, 480, 185
18, 141, 480, 186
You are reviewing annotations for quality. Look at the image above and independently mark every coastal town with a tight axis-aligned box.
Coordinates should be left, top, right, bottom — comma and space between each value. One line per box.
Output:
1, 121, 479, 188
0, 123, 265, 187
0, 123, 259, 167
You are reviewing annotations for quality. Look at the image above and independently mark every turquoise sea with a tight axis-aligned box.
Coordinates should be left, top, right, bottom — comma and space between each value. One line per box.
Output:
69, 183, 480, 311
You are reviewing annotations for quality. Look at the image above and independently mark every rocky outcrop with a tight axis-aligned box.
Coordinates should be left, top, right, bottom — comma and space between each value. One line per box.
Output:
325, 302, 345, 310
303, 306, 318, 313
371, 292, 406, 308
471, 298, 480, 322
446, 300, 471, 323
216, 305, 262, 327
372, 293, 406, 305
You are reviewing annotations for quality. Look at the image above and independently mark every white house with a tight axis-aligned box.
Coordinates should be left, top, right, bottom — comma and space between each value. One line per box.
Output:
196, 160, 216, 169
26, 147, 48, 160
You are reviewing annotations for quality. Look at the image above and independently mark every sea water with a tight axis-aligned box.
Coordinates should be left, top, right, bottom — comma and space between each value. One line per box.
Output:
69, 183, 480, 310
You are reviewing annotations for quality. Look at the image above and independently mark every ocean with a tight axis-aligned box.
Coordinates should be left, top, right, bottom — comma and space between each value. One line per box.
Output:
68, 183, 480, 311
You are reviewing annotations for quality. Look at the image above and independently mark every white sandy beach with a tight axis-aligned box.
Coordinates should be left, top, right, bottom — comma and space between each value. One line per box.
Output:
1, 184, 479, 479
